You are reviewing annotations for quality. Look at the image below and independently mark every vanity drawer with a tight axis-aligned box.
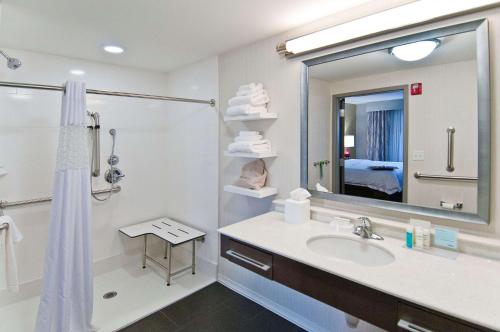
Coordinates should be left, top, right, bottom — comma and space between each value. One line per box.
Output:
398, 302, 486, 332
220, 235, 273, 279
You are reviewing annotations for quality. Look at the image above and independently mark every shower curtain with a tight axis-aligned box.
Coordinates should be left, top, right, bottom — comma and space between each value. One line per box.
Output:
35, 81, 93, 332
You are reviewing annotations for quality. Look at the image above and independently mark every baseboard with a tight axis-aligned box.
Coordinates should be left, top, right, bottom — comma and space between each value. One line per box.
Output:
218, 274, 329, 332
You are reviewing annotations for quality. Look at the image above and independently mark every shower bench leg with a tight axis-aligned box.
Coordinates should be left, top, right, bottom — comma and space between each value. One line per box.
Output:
142, 235, 147, 269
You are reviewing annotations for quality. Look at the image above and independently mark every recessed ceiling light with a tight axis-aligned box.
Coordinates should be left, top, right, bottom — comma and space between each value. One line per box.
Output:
389, 39, 440, 61
70, 69, 85, 75
103, 45, 125, 54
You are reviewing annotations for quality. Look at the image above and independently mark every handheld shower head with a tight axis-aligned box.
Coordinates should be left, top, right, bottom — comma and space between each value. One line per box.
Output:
0, 50, 22, 70
109, 129, 116, 136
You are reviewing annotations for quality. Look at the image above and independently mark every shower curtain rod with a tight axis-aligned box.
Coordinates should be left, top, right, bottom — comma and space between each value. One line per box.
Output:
0, 81, 216, 107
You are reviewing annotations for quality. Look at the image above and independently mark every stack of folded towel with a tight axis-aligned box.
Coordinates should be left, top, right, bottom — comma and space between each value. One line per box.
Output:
226, 83, 269, 116
228, 131, 272, 154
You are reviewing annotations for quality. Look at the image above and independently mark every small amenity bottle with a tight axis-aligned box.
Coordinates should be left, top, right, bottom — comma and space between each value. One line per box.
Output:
406, 225, 414, 249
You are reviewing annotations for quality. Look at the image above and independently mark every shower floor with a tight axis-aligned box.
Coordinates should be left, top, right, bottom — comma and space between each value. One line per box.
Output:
0, 261, 215, 332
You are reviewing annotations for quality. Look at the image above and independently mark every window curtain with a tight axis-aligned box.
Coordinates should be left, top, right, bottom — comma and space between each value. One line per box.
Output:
366, 109, 403, 162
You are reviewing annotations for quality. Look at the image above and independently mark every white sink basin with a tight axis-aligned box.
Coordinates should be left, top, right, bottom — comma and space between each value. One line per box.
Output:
307, 235, 395, 267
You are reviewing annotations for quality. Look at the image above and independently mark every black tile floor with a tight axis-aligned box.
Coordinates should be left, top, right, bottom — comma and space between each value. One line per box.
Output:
120, 282, 306, 332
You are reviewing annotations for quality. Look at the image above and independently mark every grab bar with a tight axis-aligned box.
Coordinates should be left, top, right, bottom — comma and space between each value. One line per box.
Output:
414, 172, 477, 181
0, 186, 121, 210
446, 127, 455, 172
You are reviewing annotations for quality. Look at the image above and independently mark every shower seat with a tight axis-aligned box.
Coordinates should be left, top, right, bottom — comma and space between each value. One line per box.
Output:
119, 217, 205, 286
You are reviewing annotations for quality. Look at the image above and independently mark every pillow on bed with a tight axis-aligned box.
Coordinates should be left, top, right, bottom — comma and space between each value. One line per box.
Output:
368, 165, 398, 171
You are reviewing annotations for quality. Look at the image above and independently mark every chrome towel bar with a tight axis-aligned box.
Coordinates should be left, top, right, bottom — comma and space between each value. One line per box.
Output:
0, 186, 121, 210
414, 172, 477, 181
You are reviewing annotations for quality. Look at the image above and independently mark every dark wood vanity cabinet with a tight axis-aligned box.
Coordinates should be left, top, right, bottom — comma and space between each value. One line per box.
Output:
220, 235, 492, 332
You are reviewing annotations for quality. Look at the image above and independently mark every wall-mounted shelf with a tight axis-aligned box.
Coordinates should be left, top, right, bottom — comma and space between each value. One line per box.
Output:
224, 113, 278, 122
224, 185, 277, 198
224, 151, 277, 158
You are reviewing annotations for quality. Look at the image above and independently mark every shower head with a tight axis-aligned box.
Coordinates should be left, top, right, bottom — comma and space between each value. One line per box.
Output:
0, 50, 22, 70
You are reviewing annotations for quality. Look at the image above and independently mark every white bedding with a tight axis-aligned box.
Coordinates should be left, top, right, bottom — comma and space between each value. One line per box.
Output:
344, 159, 403, 195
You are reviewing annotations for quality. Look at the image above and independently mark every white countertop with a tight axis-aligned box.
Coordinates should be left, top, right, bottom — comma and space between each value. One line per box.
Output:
218, 212, 500, 331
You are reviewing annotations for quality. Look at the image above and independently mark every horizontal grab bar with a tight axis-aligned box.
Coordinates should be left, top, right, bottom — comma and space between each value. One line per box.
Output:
414, 172, 477, 181
0, 186, 121, 210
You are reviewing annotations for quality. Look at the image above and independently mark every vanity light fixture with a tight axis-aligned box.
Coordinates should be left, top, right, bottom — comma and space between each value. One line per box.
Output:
389, 39, 440, 62
103, 45, 125, 54
276, 0, 497, 56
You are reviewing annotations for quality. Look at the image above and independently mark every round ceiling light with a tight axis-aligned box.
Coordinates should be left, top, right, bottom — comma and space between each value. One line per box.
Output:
389, 39, 440, 62
70, 69, 85, 76
103, 45, 125, 54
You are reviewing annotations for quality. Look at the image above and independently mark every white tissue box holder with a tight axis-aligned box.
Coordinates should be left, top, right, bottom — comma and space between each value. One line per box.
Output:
285, 199, 310, 224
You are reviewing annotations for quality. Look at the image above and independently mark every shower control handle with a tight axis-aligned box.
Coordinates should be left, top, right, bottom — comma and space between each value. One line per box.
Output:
105, 168, 125, 184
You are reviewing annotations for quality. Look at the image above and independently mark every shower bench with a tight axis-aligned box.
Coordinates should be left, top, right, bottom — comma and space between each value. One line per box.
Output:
119, 217, 206, 286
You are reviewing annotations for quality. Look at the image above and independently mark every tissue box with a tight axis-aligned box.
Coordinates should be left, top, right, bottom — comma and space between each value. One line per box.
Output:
285, 199, 310, 224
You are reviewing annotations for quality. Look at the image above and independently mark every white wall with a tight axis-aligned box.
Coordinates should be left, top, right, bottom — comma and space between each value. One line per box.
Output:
161, 56, 220, 267
218, 6, 500, 332
0, 49, 219, 297
308, 78, 332, 189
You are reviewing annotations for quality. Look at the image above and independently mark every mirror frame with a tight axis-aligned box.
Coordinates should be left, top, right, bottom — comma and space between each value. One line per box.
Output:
300, 19, 490, 224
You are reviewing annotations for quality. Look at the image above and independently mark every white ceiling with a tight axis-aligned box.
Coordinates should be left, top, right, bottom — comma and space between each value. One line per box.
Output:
0, 0, 372, 72
346, 90, 403, 104
309, 31, 476, 81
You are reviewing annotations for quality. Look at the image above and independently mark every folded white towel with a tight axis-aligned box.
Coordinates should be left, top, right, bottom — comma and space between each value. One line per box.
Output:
228, 91, 269, 107
235, 135, 263, 142
226, 105, 267, 116
0, 215, 23, 293
237, 83, 263, 94
228, 140, 271, 154
238, 131, 260, 137
237, 87, 264, 96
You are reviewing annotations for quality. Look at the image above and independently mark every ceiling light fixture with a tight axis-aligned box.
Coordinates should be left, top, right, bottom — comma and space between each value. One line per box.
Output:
389, 39, 440, 62
276, 0, 497, 56
103, 45, 125, 54
70, 69, 86, 75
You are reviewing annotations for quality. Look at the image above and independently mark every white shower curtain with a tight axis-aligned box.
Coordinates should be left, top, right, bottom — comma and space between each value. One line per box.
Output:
35, 81, 93, 332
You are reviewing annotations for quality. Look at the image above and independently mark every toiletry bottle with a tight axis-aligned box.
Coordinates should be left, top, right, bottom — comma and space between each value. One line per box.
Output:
423, 228, 431, 249
406, 225, 413, 249
415, 226, 424, 249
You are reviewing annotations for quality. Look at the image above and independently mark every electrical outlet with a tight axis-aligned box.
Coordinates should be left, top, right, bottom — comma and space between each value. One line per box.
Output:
413, 150, 425, 161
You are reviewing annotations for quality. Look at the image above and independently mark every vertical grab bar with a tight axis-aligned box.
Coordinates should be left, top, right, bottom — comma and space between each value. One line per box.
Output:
446, 127, 455, 172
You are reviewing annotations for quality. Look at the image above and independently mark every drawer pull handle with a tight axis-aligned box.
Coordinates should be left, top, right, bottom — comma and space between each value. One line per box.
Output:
226, 250, 271, 271
397, 319, 434, 332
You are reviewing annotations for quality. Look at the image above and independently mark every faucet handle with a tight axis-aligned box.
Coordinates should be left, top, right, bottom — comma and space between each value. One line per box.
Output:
357, 217, 372, 229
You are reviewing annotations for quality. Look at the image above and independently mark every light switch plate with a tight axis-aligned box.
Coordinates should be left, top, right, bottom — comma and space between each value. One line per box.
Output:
412, 150, 425, 161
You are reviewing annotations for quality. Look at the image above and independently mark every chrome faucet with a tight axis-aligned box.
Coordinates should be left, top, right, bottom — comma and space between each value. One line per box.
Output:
353, 217, 384, 240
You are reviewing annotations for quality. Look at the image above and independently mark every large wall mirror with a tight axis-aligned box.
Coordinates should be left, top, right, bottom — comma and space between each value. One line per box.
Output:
301, 19, 490, 224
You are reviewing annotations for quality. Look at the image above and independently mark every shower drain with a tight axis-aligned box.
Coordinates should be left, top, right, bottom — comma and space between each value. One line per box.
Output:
103, 291, 118, 300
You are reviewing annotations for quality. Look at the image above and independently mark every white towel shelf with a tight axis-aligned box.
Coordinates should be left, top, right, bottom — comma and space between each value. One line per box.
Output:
224, 185, 278, 198
224, 113, 278, 122
224, 151, 277, 158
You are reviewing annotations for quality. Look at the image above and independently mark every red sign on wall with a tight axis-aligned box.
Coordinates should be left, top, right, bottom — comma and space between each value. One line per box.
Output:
411, 83, 422, 95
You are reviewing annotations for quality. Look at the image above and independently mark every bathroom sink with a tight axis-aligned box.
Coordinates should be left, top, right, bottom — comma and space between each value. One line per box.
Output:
307, 236, 395, 267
